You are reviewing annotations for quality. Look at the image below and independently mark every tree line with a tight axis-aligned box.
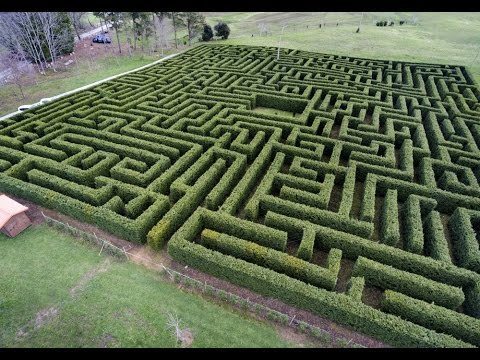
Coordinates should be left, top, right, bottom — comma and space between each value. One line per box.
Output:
0, 12, 75, 74
93, 12, 230, 55
0, 12, 231, 76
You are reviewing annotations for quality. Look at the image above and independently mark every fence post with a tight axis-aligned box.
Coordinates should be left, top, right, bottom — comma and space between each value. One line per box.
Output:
98, 241, 105, 256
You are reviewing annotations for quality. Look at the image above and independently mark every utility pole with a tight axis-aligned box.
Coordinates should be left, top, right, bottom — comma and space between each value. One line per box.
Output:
277, 24, 288, 61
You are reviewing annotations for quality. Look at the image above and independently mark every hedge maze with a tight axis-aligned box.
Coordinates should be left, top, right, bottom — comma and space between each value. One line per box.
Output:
1, 44, 480, 347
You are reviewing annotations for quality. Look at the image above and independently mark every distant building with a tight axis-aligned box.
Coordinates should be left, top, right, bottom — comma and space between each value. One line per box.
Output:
0, 195, 32, 237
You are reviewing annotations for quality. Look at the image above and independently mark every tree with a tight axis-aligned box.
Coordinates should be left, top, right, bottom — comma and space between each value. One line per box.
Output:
178, 12, 205, 46
127, 12, 153, 51
128, 12, 140, 50
0, 48, 36, 99
68, 12, 86, 41
201, 24, 213, 41
38, 12, 75, 71
214, 22, 230, 40
106, 12, 123, 54
137, 12, 154, 52
93, 12, 108, 31
170, 12, 180, 49
154, 12, 172, 54
0, 12, 74, 74
165, 312, 193, 348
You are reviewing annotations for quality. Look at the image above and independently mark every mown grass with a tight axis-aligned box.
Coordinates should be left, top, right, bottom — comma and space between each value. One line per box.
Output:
0, 224, 294, 348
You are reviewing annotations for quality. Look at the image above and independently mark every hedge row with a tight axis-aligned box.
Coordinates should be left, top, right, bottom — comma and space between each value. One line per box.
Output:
449, 208, 480, 272
202, 208, 287, 251
167, 214, 471, 347
260, 194, 374, 239
296, 226, 316, 261
380, 189, 400, 246
382, 290, 480, 346
244, 152, 284, 220
346, 276, 365, 302
200, 229, 340, 290
110, 156, 171, 187
255, 93, 308, 114
205, 151, 247, 211
352, 256, 465, 310
0, 171, 169, 243
220, 143, 273, 215
424, 210, 452, 264
147, 157, 226, 249
264, 211, 478, 289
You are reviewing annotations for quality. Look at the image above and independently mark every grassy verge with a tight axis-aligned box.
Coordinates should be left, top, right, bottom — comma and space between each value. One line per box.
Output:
0, 224, 294, 348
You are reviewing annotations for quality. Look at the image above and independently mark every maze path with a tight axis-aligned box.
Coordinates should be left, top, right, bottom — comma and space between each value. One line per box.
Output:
1, 44, 480, 347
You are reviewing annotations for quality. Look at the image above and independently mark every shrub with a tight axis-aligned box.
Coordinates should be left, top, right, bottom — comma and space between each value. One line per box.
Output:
201, 24, 214, 41
214, 22, 230, 39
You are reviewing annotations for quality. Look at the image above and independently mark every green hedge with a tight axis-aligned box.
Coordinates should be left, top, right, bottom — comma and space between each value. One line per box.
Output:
167, 226, 471, 347
382, 290, 480, 346
424, 210, 451, 264
265, 211, 477, 288
346, 276, 365, 302
147, 157, 226, 249
380, 189, 400, 246
352, 256, 465, 310
449, 208, 480, 272
200, 229, 340, 290
296, 226, 316, 261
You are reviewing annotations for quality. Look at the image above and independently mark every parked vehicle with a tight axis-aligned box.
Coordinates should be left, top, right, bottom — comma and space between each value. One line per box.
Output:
92, 34, 111, 44
18, 104, 33, 112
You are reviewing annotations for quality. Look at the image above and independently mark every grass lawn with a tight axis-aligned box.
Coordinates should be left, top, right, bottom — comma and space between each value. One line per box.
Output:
205, 12, 480, 83
0, 224, 295, 348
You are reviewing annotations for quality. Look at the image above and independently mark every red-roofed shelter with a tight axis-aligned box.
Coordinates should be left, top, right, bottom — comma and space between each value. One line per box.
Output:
0, 195, 32, 237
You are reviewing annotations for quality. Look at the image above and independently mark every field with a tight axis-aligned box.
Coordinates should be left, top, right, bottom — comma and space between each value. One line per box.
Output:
0, 224, 297, 348
0, 43, 479, 347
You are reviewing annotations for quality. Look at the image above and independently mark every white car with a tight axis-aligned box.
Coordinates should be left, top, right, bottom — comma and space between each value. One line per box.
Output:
17, 104, 33, 112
